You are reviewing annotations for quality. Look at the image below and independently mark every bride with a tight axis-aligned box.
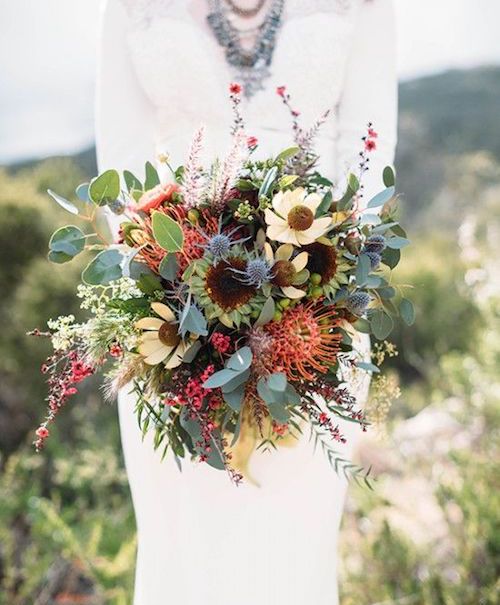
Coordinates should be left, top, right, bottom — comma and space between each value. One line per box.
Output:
96, 1, 397, 603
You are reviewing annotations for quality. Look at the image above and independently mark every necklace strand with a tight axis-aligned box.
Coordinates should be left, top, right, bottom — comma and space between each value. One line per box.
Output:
207, 0, 285, 98
224, 0, 267, 19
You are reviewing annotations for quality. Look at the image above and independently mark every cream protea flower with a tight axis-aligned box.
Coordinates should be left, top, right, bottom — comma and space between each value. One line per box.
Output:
263, 243, 309, 299
135, 302, 194, 367
264, 188, 331, 246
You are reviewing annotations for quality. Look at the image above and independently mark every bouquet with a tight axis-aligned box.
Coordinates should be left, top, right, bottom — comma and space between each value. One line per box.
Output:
32, 84, 413, 485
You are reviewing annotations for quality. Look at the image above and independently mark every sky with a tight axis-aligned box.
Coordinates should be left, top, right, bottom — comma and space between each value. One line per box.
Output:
1, 0, 499, 163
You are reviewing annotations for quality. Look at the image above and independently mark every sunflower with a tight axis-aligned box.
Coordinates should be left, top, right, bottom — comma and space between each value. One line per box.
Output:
135, 302, 196, 367
188, 251, 264, 328
264, 188, 331, 246
263, 243, 309, 299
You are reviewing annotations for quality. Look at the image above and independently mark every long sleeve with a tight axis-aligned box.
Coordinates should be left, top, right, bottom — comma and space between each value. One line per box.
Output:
95, 0, 156, 180
334, 0, 398, 208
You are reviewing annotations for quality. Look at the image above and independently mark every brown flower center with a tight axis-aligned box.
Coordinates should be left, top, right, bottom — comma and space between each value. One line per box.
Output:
287, 205, 314, 231
271, 260, 297, 287
158, 322, 181, 347
303, 242, 338, 284
205, 257, 256, 311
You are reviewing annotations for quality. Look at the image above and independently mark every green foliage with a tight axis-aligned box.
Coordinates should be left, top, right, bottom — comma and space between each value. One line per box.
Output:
0, 403, 135, 605
151, 211, 184, 252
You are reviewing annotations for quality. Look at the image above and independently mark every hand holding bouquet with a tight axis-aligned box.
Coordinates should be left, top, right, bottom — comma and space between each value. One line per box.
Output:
33, 85, 413, 485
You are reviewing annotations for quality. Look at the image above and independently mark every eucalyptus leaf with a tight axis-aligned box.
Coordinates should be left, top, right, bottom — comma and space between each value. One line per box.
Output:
203, 369, 239, 389
348, 173, 360, 192
180, 304, 208, 337
383, 166, 396, 187
386, 236, 410, 249
158, 254, 179, 281
268, 401, 290, 423
221, 369, 251, 394
137, 274, 162, 295
400, 298, 416, 326
183, 340, 202, 363
353, 317, 371, 334
205, 431, 226, 471
377, 286, 396, 299
47, 189, 79, 215
224, 386, 246, 412
255, 297, 275, 326
48, 250, 73, 264
144, 161, 160, 190
151, 211, 184, 252
89, 170, 120, 206
82, 249, 123, 285
48, 225, 86, 262
360, 213, 382, 226
315, 190, 333, 217
370, 309, 394, 340
124, 170, 142, 192
372, 221, 399, 234
75, 183, 90, 203
382, 247, 401, 269
267, 372, 287, 393
357, 361, 381, 373
355, 253, 371, 286
227, 346, 253, 372
367, 186, 395, 209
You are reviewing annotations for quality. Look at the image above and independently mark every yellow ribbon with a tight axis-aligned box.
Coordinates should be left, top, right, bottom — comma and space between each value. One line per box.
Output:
227, 406, 299, 486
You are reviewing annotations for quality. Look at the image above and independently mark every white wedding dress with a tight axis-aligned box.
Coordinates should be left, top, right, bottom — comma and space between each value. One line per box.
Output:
95, 1, 397, 603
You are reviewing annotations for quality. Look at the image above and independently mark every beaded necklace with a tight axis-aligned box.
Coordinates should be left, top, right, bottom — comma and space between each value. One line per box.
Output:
207, 0, 285, 98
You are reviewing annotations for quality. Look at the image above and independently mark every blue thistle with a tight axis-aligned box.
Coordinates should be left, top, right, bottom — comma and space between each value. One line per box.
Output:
206, 233, 232, 258
364, 234, 386, 254
202, 218, 247, 261
346, 291, 371, 316
108, 198, 126, 215
232, 258, 273, 288
365, 251, 382, 270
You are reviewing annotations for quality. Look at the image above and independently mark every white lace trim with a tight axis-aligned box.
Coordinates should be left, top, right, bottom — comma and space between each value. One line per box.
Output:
120, 0, 356, 24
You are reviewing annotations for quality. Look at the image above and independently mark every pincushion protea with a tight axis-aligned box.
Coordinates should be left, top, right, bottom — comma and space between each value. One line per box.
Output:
264, 301, 342, 381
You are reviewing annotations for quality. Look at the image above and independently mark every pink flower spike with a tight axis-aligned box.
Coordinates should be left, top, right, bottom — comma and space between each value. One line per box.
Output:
247, 135, 259, 149
365, 139, 377, 152
36, 426, 49, 439
368, 128, 378, 138
276, 85, 287, 97
230, 82, 243, 95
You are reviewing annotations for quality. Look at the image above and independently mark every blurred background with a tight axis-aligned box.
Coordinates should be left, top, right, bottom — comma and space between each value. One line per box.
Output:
0, 1, 499, 604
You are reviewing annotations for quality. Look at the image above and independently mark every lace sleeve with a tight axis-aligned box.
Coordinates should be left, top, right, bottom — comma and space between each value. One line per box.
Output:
334, 0, 398, 210
119, 0, 175, 24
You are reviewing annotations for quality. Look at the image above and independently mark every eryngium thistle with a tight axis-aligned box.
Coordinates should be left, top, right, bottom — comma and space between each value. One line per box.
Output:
206, 233, 232, 258
233, 258, 273, 287
108, 198, 126, 215
366, 251, 382, 269
345, 291, 371, 316
364, 234, 386, 254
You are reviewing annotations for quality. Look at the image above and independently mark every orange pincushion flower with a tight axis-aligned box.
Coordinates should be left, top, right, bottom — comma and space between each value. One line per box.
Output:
134, 205, 186, 273
177, 211, 220, 273
264, 301, 342, 381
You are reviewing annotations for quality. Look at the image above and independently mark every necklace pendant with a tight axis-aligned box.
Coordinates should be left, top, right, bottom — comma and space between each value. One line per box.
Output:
207, 0, 284, 99
237, 63, 271, 98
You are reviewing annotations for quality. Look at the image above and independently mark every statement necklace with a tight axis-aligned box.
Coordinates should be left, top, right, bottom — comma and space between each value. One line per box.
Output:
224, 0, 267, 19
207, 0, 285, 98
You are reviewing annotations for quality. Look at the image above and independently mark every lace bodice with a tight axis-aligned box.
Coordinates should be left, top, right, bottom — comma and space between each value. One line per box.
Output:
97, 0, 397, 205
